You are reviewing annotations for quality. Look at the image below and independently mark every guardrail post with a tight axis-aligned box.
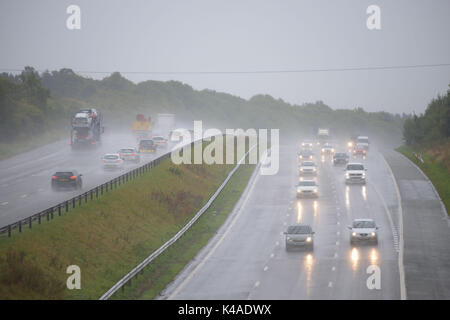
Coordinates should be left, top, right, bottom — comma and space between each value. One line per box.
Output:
73, 198, 76, 209
106, 183, 108, 192
50, 207, 54, 220
79, 196, 82, 206
47, 210, 50, 221
8, 225, 11, 237
90, 190, 93, 200
38, 213, 41, 224
101, 185, 103, 195
29, 217, 32, 229
96, 187, 99, 198
66, 201, 69, 212
19, 221, 22, 232
58, 205, 62, 216
85, 193, 88, 203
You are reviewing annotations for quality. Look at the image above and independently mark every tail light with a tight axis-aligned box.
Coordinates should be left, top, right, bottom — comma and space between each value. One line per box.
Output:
70, 176, 76, 180
91, 141, 96, 145
119, 153, 123, 157
116, 160, 121, 163
102, 159, 105, 163
52, 176, 57, 180
131, 153, 136, 156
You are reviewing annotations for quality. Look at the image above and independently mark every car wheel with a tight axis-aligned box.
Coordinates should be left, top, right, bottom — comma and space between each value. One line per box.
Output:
285, 244, 291, 251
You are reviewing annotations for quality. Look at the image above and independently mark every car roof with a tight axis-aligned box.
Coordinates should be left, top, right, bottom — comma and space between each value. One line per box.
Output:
119, 147, 136, 150
299, 179, 316, 183
347, 162, 363, 166
353, 218, 374, 222
301, 161, 315, 165
103, 153, 120, 157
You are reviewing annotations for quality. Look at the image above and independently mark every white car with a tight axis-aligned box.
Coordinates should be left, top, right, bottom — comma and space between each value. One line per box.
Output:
348, 218, 379, 245
296, 179, 319, 198
118, 148, 140, 163
345, 163, 367, 184
102, 153, 124, 170
299, 161, 317, 175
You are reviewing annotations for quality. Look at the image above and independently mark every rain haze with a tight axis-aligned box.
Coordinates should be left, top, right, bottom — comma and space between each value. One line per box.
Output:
1, 0, 449, 114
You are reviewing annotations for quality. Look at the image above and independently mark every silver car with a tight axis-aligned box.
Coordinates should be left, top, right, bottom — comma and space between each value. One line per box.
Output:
118, 148, 140, 163
284, 224, 315, 251
102, 153, 124, 170
348, 218, 379, 245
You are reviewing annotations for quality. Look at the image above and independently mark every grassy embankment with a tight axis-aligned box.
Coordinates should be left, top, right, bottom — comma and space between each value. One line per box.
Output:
0, 137, 256, 299
396, 143, 450, 215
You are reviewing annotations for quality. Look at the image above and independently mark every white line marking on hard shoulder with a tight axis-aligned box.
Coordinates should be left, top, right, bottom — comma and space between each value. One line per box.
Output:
1, 201, 8, 205
20, 194, 27, 198
381, 152, 406, 300
167, 163, 261, 300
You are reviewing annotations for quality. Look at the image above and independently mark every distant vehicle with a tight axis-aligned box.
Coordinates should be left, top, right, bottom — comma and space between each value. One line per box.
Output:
353, 144, 367, 156
333, 152, 349, 165
170, 128, 191, 143
284, 224, 315, 251
138, 139, 157, 153
298, 149, 314, 161
118, 148, 140, 163
321, 143, 335, 154
155, 113, 175, 138
348, 218, 379, 245
356, 136, 369, 150
152, 135, 168, 149
296, 179, 319, 198
102, 153, 124, 170
51, 170, 82, 191
317, 128, 330, 145
131, 114, 152, 141
70, 108, 103, 148
299, 161, 317, 175
345, 163, 367, 184
347, 134, 359, 149
301, 140, 314, 149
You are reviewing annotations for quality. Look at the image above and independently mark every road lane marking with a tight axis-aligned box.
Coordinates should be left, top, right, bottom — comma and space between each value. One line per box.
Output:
167, 162, 261, 300
270, 253, 274, 258
334, 253, 338, 258
336, 241, 339, 245
328, 282, 333, 288
332, 266, 336, 271
337, 231, 340, 236
20, 194, 27, 198
254, 281, 260, 287
263, 266, 269, 272
1, 201, 8, 206
381, 152, 406, 300
276, 241, 280, 246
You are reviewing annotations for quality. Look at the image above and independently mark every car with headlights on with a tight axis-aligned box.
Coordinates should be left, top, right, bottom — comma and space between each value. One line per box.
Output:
348, 218, 379, 245
321, 143, 335, 154
152, 135, 168, 149
345, 163, 367, 184
353, 143, 367, 156
299, 161, 317, 175
301, 140, 314, 149
333, 152, 349, 165
118, 147, 140, 163
51, 170, 83, 191
284, 224, 315, 251
102, 153, 124, 170
298, 149, 314, 161
296, 179, 319, 198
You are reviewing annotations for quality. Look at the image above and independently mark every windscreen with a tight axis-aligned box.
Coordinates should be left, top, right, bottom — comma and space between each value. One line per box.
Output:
287, 225, 312, 234
299, 181, 316, 186
347, 164, 364, 170
353, 220, 375, 228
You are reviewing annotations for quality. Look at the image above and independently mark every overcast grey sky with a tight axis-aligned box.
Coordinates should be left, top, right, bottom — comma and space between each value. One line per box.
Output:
1, 0, 449, 114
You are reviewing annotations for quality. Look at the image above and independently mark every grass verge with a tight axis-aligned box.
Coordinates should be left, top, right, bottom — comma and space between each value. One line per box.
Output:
396, 145, 450, 215
111, 162, 256, 300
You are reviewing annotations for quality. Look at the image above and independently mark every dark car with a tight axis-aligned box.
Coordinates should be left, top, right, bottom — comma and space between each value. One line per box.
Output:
333, 152, 349, 165
139, 139, 157, 153
284, 224, 315, 251
51, 171, 82, 191
353, 144, 367, 156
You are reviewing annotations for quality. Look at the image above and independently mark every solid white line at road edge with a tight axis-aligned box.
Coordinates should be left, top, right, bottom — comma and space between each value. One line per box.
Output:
167, 161, 261, 300
381, 152, 406, 300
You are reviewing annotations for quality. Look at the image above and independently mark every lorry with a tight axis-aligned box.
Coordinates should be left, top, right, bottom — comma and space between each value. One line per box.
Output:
154, 113, 175, 139
317, 128, 330, 145
70, 108, 103, 148
131, 114, 152, 141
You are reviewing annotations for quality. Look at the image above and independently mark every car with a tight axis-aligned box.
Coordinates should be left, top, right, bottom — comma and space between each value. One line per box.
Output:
299, 161, 317, 175
118, 147, 140, 163
333, 152, 349, 165
296, 179, 319, 198
51, 170, 82, 191
353, 143, 367, 156
298, 149, 314, 161
348, 218, 379, 245
301, 140, 314, 149
345, 163, 367, 184
138, 139, 157, 153
321, 143, 335, 154
284, 224, 315, 251
102, 153, 124, 170
152, 135, 168, 149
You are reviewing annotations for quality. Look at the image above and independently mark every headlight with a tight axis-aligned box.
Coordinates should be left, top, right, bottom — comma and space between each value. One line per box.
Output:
287, 236, 291, 241
352, 232, 357, 237
331, 148, 335, 152
306, 237, 312, 242
313, 189, 318, 193
371, 232, 376, 237
321, 149, 325, 152
312, 167, 316, 171
297, 188, 302, 193
346, 173, 350, 178
300, 168, 304, 172
362, 172, 366, 178
348, 142, 353, 147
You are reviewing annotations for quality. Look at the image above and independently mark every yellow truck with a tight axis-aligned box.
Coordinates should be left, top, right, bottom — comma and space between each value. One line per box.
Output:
131, 114, 152, 141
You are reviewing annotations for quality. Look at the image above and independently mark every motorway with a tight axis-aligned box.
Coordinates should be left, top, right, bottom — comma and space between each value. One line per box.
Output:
161, 142, 403, 299
0, 131, 164, 228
